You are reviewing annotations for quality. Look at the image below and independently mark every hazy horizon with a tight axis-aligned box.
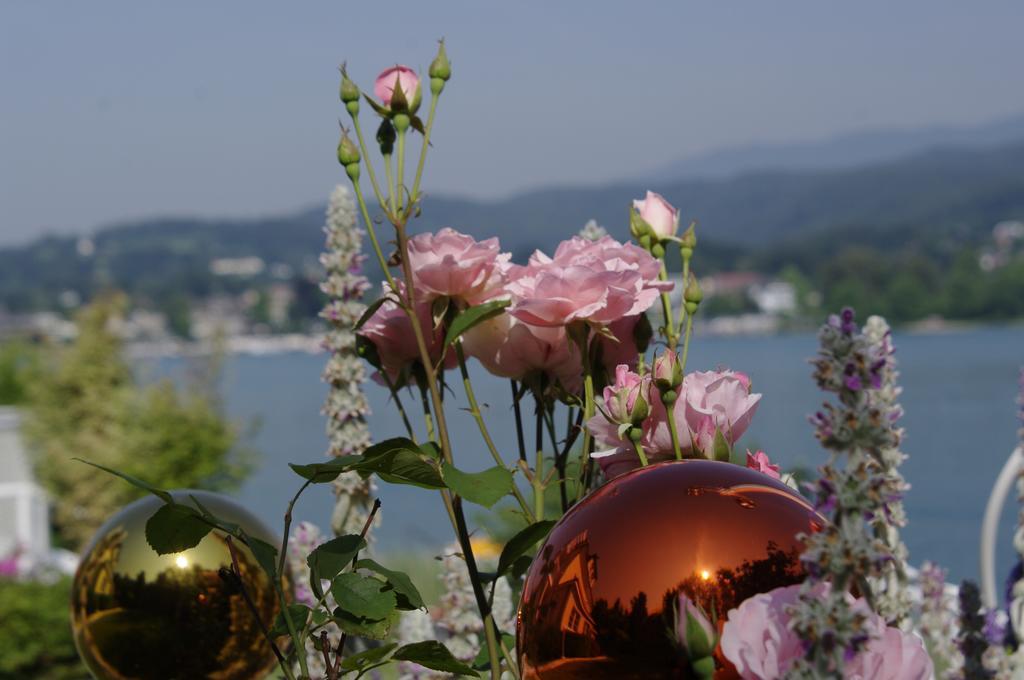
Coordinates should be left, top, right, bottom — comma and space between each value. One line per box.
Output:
3, 1, 1024, 245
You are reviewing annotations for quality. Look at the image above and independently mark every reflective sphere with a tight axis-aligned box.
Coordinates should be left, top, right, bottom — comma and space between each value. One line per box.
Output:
517, 460, 823, 679
71, 491, 285, 680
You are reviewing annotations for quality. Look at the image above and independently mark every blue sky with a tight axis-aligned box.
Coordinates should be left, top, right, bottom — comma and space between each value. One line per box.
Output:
2, 0, 1024, 244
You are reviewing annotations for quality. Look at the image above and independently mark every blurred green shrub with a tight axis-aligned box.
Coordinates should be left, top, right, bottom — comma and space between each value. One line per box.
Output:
0, 340, 36, 406
0, 577, 87, 680
23, 294, 252, 549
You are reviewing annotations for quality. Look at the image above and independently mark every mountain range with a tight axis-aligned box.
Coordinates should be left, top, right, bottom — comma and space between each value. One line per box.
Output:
2, 127, 1024, 319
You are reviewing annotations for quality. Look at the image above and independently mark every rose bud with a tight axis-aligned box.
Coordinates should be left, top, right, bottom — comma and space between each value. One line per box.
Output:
374, 65, 422, 113
602, 365, 651, 427
676, 595, 716, 677
429, 39, 451, 91
652, 349, 683, 392
633, 190, 680, 240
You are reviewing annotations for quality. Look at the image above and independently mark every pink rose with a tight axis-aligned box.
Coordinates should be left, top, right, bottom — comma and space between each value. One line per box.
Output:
651, 348, 683, 390
407, 228, 509, 304
541, 235, 670, 291
507, 236, 669, 329
588, 368, 762, 479
746, 450, 780, 480
462, 313, 581, 392
373, 65, 420, 109
506, 265, 651, 327
602, 364, 651, 426
720, 584, 807, 679
358, 281, 453, 383
633, 190, 679, 239
844, 626, 933, 680
720, 584, 933, 680
682, 371, 760, 456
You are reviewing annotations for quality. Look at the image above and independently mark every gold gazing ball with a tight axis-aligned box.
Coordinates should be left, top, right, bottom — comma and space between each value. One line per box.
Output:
516, 460, 823, 679
71, 490, 285, 680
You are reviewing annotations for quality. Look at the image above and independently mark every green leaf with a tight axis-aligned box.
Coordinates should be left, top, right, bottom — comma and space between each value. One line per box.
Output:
309, 568, 324, 600
144, 503, 211, 554
472, 633, 516, 671
355, 438, 444, 489
496, 520, 555, 578
307, 534, 366, 581
331, 572, 398, 621
339, 642, 398, 674
74, 458, 173, 504
712, 429, 732, 462
356, 558, 425, 610
394, 640, 478, 676
443, 300, 510, 348
245, 536, 280, 580
270, 604, 311, 637
333, 607, 400, 641
289, 455, 363, 483
418, 441, 442, 460
355, 296, 389, 330
409, 114, 426, 135
441, 463, 513, 508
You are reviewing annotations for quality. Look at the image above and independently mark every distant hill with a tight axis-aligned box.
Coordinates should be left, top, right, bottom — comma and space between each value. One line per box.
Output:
2, 139, 1024, 315
650, 112, 1024, 180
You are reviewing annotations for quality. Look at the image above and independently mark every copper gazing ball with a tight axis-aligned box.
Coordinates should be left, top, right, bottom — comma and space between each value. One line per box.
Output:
516, 460, 823, 679
71, 490, 284, 680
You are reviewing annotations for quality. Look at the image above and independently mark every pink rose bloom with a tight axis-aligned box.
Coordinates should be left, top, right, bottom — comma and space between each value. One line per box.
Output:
588, 368, 762, 479
462, 313, 581, 392
539, 235, 670, 292
374, 65, 420, 108
844, 627, 933, 680
633, 190, 679, 239
720, 584, 807, 679
746, 450, 781, 480
358, 282, 454, 383
506, 265, 654, 327
682, 370, 760, 455
720, 584, 933, 680
601, 364, 651, 425
407, 228, 510, 304
507, 236, 669, 329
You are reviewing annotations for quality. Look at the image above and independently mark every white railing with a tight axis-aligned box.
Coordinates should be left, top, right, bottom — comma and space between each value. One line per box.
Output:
981, 446, 1024, 609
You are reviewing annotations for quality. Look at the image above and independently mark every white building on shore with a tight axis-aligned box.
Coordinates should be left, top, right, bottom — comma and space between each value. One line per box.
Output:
0, 408, 50, 567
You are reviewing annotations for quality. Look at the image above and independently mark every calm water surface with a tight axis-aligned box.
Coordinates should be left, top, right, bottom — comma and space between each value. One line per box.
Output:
153, 325, 1023, 584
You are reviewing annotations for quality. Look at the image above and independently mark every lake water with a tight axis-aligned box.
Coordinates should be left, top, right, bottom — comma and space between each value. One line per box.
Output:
152, 325, 1024, 586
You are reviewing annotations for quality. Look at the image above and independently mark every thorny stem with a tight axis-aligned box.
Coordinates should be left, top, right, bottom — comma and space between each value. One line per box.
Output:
350, 179, 397, 292
664, 394, 683, 461
392, 213, 503, 679
630, 436, 650, 467
676, 252, 691, 340
225, 536, 298, 680
534, 403, 545, 521
383, 152, 397, 215
680, 311, 695, 375
380, 370, 416, 442
456, 343, 534, 520
396, 125, 408, 214
348, 115, 388, 218
279, 480, 312, 576
406, 92, 440, 220
511, 380, 528, 464
658, 261, 678, 350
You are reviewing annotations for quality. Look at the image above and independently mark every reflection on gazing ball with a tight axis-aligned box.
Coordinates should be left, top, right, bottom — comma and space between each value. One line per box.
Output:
71, 490, 285, 680
517, 460, 823, 679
